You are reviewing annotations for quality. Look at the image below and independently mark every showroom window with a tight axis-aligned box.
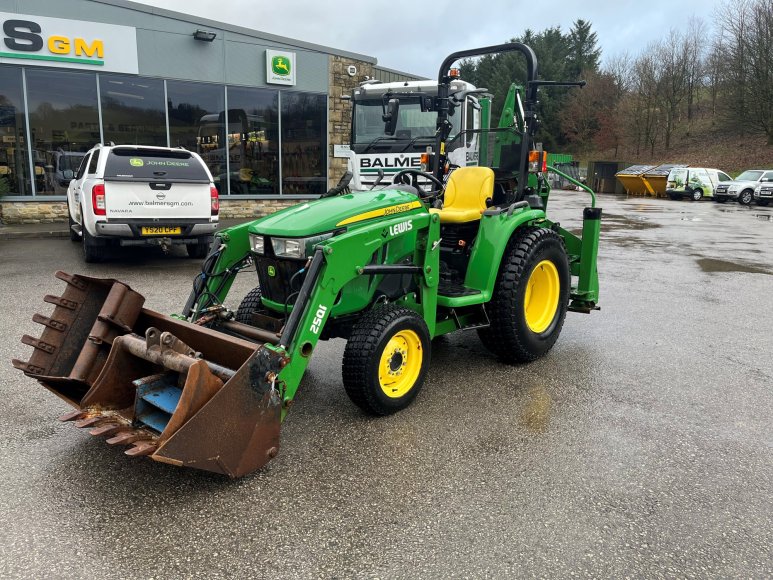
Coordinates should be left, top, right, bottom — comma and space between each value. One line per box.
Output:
166, 80, 226, 195
100, 74, 166, 147
281, 92, 327, 196
26, 69, 100, 195
0, 66, 31, 196
226, 86, 279, 195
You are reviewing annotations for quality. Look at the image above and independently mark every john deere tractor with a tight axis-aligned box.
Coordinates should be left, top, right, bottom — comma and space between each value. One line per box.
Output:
14, 43, 601, 478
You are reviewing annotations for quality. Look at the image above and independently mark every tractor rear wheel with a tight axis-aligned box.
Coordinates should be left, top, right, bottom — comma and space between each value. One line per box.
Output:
235, 286, 262, 325
342, 305, 430, 416
479, 227, 570, 363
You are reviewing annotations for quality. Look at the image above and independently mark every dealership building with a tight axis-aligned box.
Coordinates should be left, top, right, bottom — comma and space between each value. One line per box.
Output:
0, 0, 419, 223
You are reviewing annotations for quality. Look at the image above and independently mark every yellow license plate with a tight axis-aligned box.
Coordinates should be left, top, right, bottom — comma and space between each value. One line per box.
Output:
141, 226, 182, 235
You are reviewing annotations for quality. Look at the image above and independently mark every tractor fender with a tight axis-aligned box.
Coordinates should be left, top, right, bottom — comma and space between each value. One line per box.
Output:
463, 207, 546, 300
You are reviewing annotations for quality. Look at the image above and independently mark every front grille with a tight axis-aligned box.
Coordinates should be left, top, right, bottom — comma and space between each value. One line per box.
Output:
253, 253, 306, 305
716, 185, 728, 193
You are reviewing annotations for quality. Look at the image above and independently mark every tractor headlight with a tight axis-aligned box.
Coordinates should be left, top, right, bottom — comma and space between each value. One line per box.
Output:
270, 233, 335, 258
272, 237, 303, 258
249, 233, 265, 254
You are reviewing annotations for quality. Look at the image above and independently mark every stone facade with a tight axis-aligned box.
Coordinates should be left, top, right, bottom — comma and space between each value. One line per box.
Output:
0, 201, 68, 224
328, 56, 374, 187
0, 199, 297, 224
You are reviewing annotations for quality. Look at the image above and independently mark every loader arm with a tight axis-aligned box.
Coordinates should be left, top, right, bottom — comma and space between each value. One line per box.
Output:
270, 211, 441, 415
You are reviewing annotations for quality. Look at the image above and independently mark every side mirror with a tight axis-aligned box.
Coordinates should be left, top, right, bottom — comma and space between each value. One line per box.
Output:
383, 98, 399, 136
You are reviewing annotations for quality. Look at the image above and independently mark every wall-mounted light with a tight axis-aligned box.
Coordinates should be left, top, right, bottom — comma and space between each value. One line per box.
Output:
193, 30, 217, 42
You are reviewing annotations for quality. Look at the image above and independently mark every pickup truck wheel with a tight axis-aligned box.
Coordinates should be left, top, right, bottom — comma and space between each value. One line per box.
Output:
738, 189, 753, 205
479, 227, 570, 363
66, 202, 79, 242
186, 238, 211, 259
343, 305, 430, 416
235, 286, 263, 325
82, 228, 109, 263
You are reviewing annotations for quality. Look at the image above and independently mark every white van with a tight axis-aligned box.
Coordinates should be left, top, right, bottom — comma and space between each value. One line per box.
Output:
665, 167, 733, 201
67, 144, 219, 262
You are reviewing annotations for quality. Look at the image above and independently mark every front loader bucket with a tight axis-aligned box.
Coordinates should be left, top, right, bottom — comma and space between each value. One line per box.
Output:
13, 272, 287, 478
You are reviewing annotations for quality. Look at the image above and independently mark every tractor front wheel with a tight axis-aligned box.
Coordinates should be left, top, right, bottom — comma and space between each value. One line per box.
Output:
342, 305, 430, 415
235, 286, 262, 325
479, 227, 570, 363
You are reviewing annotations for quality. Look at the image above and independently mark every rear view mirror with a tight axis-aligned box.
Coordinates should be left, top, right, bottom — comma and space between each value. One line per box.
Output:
383, 98, 399, 136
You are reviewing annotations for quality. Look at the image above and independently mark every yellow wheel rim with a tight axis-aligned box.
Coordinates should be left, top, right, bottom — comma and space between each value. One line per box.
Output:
378, 329, 423, 398
524, 259, 560, 334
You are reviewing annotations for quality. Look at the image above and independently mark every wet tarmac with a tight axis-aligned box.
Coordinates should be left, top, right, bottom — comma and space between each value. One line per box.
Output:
1, 194, 771, 578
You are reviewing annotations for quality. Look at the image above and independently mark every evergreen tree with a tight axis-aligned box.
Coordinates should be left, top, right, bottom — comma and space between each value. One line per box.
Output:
567, 19, 601, 78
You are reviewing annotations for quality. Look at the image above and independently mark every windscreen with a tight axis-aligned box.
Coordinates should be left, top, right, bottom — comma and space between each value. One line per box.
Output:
353, 98, 457, 144
735, 170, 763, 181
104, 148, 209, 181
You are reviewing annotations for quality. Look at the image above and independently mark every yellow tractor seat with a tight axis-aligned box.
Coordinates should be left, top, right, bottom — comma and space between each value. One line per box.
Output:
432, 166, 495, 224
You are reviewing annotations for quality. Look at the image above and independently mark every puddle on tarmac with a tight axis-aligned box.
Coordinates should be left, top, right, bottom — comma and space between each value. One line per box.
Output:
602, 212, 661, 231
696, 258, 772, 275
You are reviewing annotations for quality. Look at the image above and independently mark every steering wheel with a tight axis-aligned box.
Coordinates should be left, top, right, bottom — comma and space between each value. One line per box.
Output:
392, 169, 445, 200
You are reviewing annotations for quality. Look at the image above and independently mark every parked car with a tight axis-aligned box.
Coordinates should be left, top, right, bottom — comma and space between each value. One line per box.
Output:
665, 167, 732, 201
754, 180, 773, 206
67, 144, 219, 262
714, 169, 773, 205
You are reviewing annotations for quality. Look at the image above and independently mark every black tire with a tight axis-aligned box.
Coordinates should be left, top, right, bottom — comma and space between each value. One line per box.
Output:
186, 237, 211, 259
738, 189, 753, 205
342, 305, 430, 416
235, 286, 262, 325
756, 199, 770, 207
82, 227, 109, 263
691, 188, 703, 201
668, 192, 680, 201
715, 196, 727, 203
478, 227, 570, 363
66, 201, 79, 242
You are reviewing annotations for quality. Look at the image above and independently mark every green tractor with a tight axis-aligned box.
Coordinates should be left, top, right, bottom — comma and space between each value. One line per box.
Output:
13, 43, 601, 477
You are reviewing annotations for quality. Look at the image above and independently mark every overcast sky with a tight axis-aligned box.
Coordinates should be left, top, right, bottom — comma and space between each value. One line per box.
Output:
135, 0, 719, 78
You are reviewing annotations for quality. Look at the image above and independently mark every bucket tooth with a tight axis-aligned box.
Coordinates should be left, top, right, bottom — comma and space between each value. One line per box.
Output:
21, 335, 56, 355
74, 416, 103, 429
58, 409, 87, 422
11, 359, 46, 375
106, 430, 152, 446
89, 424, 129, 437
43, 295, 79, 310
55, 271, 88, 290
126, 441, 157, 457
32, 313, 68, 332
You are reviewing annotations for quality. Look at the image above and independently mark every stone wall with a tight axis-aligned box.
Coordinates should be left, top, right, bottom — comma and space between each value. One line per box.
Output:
328, 56, 374, 187
0, 201, 68, 224
0, 199, 295, 224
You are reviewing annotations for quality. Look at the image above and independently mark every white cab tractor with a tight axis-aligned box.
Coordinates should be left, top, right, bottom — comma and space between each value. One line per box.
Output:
344, 77, 492, 190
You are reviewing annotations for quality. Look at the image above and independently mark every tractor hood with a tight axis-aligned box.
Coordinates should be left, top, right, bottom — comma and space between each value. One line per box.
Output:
249, 187, 427, 237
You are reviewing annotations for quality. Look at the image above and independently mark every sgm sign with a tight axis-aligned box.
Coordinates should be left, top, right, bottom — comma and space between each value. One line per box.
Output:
0, 12, 137, 74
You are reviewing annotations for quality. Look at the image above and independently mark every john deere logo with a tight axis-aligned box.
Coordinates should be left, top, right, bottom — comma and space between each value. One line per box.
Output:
129, 158, 144, 167
267, 265, 276, 277
271, 56, 291, 76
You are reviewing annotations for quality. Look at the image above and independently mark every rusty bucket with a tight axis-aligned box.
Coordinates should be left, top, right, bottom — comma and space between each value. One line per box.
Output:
13, 272, 285, 478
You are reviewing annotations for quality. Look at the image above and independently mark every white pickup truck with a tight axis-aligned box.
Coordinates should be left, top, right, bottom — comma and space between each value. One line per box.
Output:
67, 144, 219, 262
